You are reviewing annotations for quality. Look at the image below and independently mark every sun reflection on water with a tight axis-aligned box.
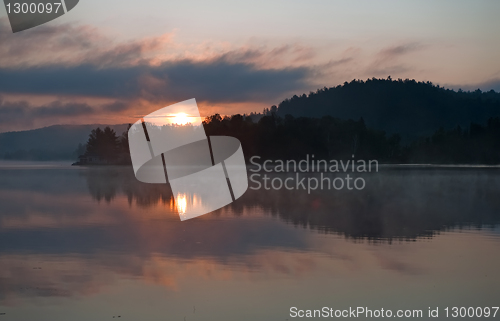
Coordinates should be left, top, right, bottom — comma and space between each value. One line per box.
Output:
175, 194, 187, 215
170, 193, 204, 219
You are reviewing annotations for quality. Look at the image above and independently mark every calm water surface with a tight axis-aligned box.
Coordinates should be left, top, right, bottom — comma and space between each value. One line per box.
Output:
0, 162, 499, 320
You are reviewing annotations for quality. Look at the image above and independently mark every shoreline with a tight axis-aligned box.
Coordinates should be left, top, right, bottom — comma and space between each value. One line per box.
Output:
1, 160, 498, 169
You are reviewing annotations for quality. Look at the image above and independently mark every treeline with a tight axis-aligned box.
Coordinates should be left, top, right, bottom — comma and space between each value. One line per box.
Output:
76, 114, 500, 165
203, 113, 399, 162
203, 113, 500, 164
405, 118, 500, 164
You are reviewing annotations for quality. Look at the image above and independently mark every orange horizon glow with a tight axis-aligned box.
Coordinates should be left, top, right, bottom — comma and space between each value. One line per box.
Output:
170, 113, 191, 125
144, 113, 204, 127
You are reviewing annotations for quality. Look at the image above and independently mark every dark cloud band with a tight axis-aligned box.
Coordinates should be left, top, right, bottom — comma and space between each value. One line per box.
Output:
0, 60, 310, 104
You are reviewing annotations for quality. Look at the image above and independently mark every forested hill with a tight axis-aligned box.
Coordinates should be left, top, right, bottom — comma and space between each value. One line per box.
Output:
275, 78, 500, 139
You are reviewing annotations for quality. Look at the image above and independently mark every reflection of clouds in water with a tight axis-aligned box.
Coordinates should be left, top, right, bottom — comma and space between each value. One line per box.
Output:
1, 231, 499, 304
0, 250, 328, 303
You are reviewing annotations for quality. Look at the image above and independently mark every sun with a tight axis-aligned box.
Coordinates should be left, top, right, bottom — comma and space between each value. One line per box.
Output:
170, 113, 191, 125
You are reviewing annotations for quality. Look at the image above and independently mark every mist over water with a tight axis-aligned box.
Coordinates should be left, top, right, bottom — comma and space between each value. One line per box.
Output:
0, 163, 499, 320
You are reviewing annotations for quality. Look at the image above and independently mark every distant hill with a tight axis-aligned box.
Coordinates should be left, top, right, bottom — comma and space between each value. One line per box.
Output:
0, 124, 129, 160
275, 78, 500, 140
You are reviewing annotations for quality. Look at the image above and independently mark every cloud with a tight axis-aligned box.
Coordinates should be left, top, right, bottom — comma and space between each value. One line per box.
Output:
0, 59, 311, 104
0, 18, 173, 68
0, 18, 313, 110
378, 42, 423, 58
214, 44, 316, 68
365, 42, 424, 76
0, 49, 312, 132
0, 96, 130, 130
0, 98, 93, 125
367, 64, 412, 76
30, 101, 94, 117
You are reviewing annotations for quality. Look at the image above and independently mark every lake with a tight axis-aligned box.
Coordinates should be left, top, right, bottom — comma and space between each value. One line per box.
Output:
0, 162, 499, 320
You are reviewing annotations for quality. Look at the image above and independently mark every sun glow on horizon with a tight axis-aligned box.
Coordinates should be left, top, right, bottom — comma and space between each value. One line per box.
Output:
170, 113, 191, 125
144, 112, 202, 127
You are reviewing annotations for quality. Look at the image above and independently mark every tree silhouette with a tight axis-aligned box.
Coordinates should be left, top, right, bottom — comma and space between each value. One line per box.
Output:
85, 127, 119, 162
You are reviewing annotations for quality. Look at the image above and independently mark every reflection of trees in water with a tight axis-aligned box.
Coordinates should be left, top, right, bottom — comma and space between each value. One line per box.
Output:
83, 167, 500, 240
235, 169, 500, 240
83, 167, 174, 207
84, 168, 120, 203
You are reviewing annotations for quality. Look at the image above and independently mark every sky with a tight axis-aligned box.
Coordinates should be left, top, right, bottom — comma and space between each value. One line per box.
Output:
0, 0, 500, 132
